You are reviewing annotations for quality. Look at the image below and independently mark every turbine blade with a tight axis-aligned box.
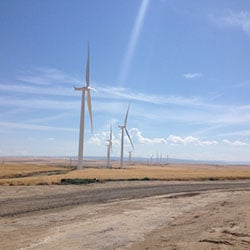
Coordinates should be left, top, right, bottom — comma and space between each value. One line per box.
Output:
86, 42, 90, 87
125, 128, 134, 150
110, 124, 112, 141
89, 86, 98, 92
87, 89, 93, 133
110, 124, 112, 150
124, 102, 130, 126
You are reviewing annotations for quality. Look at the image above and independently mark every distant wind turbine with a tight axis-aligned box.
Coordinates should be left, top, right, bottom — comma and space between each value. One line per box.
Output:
128, 150, 133, 164
74, 43, 93, 170
106, 124, 112, 168
119, 103, 134, 168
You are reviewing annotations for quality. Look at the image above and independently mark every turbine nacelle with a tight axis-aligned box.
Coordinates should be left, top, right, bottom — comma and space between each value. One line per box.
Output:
106, 139, 112, 146
74, 86, 90, 91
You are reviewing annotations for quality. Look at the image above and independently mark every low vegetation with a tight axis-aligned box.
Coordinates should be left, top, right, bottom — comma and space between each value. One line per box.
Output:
1, 162, 250, 185
61, 178, 99, 185
0, 164, 70, 179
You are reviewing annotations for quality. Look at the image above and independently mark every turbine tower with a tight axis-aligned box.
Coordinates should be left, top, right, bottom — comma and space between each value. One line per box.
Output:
74, 43, 93, 170
119, 103, 134, 168
128, 150, 133, 164
106, 124, 112, 168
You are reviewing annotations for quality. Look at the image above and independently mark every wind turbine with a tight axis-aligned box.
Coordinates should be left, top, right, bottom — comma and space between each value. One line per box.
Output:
74, 43, 93, 170
118, 103, 134, 168
128, 150, 133, 164
106, 124, 112, 168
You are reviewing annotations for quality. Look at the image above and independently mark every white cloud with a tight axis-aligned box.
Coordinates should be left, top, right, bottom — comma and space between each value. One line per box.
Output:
167, 134, 218, 146
88, 131, 120, 146
166, 135, 185, 144
130, 128, 167, 144
88, 128, 168, 147
201, 140, 218, 146
183, 73, 202, 79
129, 129, 218, 146
223, 139, 247, 146
88, 135, 103, 146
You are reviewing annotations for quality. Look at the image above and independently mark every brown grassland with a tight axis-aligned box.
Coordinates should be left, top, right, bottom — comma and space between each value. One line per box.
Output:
1, 158, 250, 185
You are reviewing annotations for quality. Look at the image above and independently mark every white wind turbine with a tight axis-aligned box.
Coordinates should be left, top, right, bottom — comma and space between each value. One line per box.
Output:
106, 124, 112, 168
74, 43, 93, 170
119, 103, 134, 168
128, 150, 133, 164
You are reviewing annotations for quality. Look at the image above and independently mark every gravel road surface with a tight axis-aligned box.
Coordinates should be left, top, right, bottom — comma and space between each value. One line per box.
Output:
1, 180, 250, 217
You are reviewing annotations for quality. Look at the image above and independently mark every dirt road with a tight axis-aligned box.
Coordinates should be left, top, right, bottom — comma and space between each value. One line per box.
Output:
0, 181, 250, 249
1, 180, 250, 217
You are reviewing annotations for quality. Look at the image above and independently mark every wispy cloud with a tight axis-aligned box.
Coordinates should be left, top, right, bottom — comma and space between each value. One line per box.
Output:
0, 83, 74, 96
223, 139, 247, 146
223, 10, 250, 35
0, 121, 76, 132
0, 81, 203, 108
97, 85, 250, 126
25, 113, 72, 124
0, 97, 78, 110
219, 129, 250, 137
17, 67, 79, 86
3, 76, 250, 130
2, 68, 250, 143
183, 73, 202, 79
0, 66, 226, 113
210, 10, 250, 35
231, 81, 250, 89
97, 85, 202, 106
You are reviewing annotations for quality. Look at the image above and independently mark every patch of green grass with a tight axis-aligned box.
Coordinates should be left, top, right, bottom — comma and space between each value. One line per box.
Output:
103, 177, 152, 182
60, 177, 153, 185
37, 182, 48, 185
60, 178, 99, 185
207, 177, 219, 181
47, 170, 69, 175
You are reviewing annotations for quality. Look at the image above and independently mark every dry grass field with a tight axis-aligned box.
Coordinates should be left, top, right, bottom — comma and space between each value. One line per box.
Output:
0, 164, 68, 178
1, 158, 250, 249
1, 158, 250, 185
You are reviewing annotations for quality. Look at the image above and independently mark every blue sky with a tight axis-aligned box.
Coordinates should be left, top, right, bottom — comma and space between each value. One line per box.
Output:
1, 0, 250, 162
